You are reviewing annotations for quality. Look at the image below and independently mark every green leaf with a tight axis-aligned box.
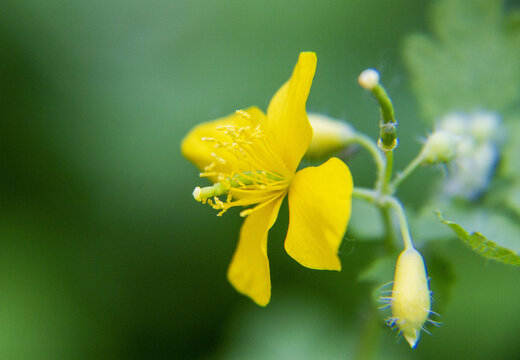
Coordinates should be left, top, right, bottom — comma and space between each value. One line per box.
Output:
437, 211, 520, 265
404, 0, 520, 122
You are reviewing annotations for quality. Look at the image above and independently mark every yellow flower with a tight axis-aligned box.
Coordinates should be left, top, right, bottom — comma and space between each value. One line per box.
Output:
181, 52, 353, 306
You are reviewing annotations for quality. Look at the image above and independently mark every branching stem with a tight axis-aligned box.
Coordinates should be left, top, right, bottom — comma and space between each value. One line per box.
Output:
389, 150, 426, 193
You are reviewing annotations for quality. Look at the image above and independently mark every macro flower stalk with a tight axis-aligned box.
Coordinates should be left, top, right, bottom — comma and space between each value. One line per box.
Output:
356, 69, 436, 349
358, 68, 398, 151
183, 55, 439, 349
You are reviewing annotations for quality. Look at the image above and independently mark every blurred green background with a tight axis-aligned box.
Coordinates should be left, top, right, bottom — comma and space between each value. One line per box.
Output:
2, 0, 520, 358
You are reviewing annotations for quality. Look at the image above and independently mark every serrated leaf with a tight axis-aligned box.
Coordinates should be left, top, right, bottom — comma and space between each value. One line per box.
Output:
404, 0, 520, 122
437, 211, 520, 265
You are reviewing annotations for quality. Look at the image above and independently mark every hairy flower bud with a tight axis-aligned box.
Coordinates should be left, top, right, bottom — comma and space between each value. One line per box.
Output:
390, 248, 431, 348
306, 113, 356, 159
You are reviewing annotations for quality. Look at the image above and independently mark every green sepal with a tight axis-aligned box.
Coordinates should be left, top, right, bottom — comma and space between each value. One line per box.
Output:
437, 211, 520, 266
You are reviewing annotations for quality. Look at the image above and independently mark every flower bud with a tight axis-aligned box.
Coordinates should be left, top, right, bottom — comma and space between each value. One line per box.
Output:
305, 113, 356, 159
358, 68, 380, 90
422, 130, 458, 163
390, 248, 431, 349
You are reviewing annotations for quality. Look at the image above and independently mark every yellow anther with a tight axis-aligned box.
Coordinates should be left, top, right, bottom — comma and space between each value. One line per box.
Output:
204, 162, 216, 171
190, 120, 290, 217
236, 109, 252, 120
212, 196, 225, 209
210, 152, 227, 164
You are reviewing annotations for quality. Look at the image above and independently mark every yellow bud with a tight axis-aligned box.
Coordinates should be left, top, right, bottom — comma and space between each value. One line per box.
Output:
390, 248, 431, 349
305, 113, 356, 159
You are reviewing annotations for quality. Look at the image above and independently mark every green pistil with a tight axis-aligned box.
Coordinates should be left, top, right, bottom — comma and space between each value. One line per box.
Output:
193, 171, 282, 202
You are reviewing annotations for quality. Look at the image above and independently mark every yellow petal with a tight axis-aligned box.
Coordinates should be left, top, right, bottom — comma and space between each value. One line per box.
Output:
265, 52, 316, 173
227, 195, 285, 306
180, 107, 266, 179
285, 157, 353, 270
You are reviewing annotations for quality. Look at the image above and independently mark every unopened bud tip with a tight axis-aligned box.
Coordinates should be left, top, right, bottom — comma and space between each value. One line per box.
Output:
358, 68, 380, 90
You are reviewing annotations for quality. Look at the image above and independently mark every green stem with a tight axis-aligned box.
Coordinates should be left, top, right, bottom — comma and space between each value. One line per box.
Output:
385, 196, 414, 250
351, 187, 378, 202
381, 206, 397, 253
380, 150, 394, 195
371, 84, 396, 125
350, 134, 385, 188
351, 188, 412, 251
389, 150, 425, 193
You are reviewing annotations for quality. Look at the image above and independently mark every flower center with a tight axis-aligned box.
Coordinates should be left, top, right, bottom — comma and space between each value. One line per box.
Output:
193, 110, 290, 216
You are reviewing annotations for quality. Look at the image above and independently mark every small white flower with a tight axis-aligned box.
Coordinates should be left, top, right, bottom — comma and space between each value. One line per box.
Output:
439, 112, 469, 135
436, 111, 502, 199
470, 112, 500, 143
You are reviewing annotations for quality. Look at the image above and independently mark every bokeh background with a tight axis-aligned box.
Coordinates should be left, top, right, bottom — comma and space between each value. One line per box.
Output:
2, 0, 520, 359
